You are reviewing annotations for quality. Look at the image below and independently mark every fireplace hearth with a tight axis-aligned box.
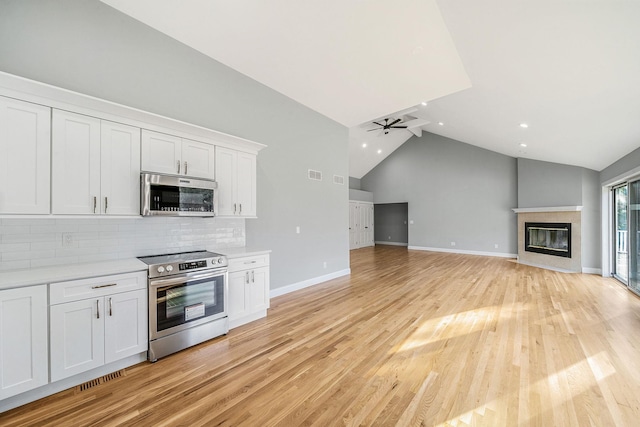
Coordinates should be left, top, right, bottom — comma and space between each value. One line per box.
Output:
525, 222, 571, 258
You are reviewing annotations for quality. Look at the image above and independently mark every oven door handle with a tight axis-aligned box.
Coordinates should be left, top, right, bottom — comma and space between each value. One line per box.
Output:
149, 270, 226, 288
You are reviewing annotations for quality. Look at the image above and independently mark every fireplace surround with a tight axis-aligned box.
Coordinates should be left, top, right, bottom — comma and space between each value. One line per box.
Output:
513, 206, 582, 273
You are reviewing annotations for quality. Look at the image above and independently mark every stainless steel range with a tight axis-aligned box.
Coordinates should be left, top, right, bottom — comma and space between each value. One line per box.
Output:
138, 251, 228, 362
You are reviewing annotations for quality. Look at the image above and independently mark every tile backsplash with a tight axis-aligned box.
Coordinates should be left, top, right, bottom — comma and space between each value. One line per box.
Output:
0, 217, 245, 271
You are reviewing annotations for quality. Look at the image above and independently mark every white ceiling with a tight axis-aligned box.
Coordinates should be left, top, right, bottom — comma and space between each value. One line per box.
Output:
102, 0, 640, 179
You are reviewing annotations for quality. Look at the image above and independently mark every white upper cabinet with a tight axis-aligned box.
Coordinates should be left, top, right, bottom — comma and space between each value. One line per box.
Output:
0, 96, 51, 214
215, 146, 257, 217
141, 130, 215, 180
52, 110, 140, 215
100, 121, 141, 215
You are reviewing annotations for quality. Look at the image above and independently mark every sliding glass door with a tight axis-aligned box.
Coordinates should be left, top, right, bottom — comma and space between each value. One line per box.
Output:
614, 184, 628, 283
628, 181, 640, 295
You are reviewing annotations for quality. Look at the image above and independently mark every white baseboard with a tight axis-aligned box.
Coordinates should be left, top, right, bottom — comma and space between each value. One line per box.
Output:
374, 241, 408, 247
408, 246, 517, 259
582, 267, 603, 275
270, 268, 351, 298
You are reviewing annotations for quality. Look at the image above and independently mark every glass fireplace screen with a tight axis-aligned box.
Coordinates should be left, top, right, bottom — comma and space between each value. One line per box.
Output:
524, 222, 571, 258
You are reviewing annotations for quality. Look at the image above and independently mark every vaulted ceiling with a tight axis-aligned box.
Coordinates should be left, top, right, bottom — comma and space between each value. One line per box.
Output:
102, 0, 640, 179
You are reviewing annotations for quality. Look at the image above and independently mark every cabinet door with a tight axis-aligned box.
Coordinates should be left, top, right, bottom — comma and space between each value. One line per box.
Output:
104, 289, 147, 364
182, 138, 215, 180
141, 130, 181, 175
248, 267, 270, 312
0, 285, 48, 399
0, 97, 51, 214
100, 121, 141, 215
50, 298, 105, 381
236, 152, 256, 217
228, 270, 247, 321
52, 110, 101, 214
215, 146, 237, 216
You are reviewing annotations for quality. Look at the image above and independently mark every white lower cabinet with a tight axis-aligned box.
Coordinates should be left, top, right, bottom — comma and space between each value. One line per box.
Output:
228, 254, 270, 328
0, 285, 48, 400
49, 272, 147, 382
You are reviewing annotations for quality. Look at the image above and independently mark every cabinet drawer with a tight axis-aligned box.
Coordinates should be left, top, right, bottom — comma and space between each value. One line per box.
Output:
228, 254, 269, 272
50, 271, 147, 305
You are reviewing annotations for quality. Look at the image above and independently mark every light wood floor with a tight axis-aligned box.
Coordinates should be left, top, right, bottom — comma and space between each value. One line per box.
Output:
3, 246, 640, 426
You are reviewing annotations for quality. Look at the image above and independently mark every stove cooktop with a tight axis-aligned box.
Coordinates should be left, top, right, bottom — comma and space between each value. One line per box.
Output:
138, 250, 228, 278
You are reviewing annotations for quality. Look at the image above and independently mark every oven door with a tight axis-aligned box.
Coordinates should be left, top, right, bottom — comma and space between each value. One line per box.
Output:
149, 269, 227, 340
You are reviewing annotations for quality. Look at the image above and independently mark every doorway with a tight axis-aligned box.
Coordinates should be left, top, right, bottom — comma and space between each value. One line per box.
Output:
373, 203, 408, 246
613, 184, 628, 283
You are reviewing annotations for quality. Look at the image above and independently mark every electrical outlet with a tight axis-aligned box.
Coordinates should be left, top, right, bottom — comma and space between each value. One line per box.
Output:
450, 241, 456, 246
388, 236, 391, 240
323, 261, 327, 269
296, 226, 300, 234
494, 244, 499, 249
62, 233, 73, 247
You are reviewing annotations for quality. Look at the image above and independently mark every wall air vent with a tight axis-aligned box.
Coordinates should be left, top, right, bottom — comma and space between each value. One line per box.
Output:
333, 175, 345, 185
308, 169, 323, 181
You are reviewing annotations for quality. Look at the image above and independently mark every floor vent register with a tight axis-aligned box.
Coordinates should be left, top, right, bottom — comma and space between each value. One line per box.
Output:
76, 369, 126, 393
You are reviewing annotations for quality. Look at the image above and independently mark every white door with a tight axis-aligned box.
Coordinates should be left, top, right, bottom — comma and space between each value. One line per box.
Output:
100, 121, 140, 215
0, 97, 51, 214
361, 203, 374, 247
228, 271, 247, 321
52, 110, 101, 214
141, 130, 182, 175
215, 146, 237, 216
104, 289, 147, 364
236, 152, 256, 217
0, 285, 48, 399
349, 202, 359, 249
182, 138, 215, 180
50, 298, 105, 381
248, 267, 270, 312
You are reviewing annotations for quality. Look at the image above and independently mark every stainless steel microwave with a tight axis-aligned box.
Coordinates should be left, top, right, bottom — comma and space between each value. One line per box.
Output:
140, 173, 218, 217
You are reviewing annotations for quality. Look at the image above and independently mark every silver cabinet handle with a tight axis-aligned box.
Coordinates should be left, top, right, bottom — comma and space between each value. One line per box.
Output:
105, 196, 108, 213
239, 203, 242, 215
109, 297, 113, 316
234, 203, 237, 214
91, 283, 117, 289
177, 160, 181, 174
93, 196, 97, 214
184, 161, 188, 175
251, 270, 255, 283
96, 299, 100, 319
244, 260, 257, 264
245, 271, 249, 284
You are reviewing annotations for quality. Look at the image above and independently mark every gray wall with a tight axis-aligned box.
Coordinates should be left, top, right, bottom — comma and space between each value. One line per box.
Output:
0, 0, 349, 289
517, 159, 583, 207
600, 145, 640, 185
516, 158, 601, 270
349, 189, 373, 202
349, 177, 362, 190
374, 203, 408, 244
361, 132, 518, 255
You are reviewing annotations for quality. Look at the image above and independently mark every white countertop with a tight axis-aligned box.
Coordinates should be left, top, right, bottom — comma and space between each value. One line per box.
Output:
218, 247, 271, 259
0, 258, 148, 291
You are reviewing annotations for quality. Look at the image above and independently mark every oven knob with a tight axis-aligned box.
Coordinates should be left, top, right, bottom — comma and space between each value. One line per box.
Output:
157, 266, 165, 273
166, 265, 174, 272
218, 258, 224, 264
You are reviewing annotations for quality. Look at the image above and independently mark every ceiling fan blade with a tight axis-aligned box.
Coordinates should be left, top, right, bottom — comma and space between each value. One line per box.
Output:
367, 128, 380, 132
388, 118, 401, 127
390, 125, 408, 129
372, 121, 385, 127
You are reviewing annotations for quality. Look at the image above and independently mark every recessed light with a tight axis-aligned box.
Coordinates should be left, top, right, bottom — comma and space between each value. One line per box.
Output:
421, 101, 427, 106
519, 123, 528, 128
377, 149, 382, 154
362, 143, 367, 148
520, 143, 527, 147
438, 122, 444, 126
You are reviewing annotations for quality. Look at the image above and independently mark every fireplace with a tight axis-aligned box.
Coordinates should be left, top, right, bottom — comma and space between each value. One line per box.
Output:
525, 222, 571, 258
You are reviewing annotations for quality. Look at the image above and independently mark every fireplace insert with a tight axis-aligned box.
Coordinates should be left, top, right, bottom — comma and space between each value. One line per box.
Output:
524, 222, 571, 258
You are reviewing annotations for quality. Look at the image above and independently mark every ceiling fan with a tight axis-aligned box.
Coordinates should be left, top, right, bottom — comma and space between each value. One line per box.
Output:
368, 118, 407, 134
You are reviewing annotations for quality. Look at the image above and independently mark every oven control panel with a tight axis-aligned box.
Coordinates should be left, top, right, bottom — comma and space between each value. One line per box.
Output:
140, 252, 229, 278
180, 260, 208, 271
